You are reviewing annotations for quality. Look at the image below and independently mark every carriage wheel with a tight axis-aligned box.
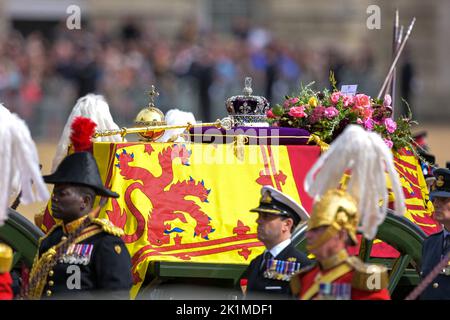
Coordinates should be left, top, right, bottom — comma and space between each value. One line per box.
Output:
292, 209, 426, 298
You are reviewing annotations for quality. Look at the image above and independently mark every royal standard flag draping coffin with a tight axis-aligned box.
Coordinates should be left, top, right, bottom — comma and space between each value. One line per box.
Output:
93, 142, 320, 298
392, 148, 439, 235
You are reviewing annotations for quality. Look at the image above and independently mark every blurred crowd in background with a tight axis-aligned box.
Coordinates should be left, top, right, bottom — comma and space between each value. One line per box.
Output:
0, 17, 414, 139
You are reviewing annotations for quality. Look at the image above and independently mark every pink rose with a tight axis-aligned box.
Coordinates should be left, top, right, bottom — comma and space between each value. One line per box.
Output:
383, 138, 394, 149
283, 97, 300, 109
324, 107, 339, 119
363, 118, 374, 131
361, 107, 373, 120
354, 94, 371, 108
266, 109, 276, 119
342, 95, 354, 107
290, 97, 299, 104
384, 118, 397, 133
353, 105, 373, 120
383, 94, 392, 107
356, 118, 363, 124
288, 106, 307, 118
331, 92, 341, 104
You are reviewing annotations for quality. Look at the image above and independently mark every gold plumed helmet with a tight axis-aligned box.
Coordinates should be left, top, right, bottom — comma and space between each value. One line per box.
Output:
134, 85, 166, 141
306, 189, 359, 251
304, 125, 407, 251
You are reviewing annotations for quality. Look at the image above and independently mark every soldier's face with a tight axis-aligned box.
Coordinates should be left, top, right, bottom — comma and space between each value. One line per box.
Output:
256, 212, 290, 248
306, 226, 346, 261
51, 184, 87, 222
433, 196, 450, 226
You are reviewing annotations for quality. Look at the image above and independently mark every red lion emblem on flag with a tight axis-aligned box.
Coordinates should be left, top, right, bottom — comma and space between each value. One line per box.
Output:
106, 144, 215, 246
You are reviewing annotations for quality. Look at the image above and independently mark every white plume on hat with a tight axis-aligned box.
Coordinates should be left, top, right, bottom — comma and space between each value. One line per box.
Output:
52, 94, 123, 172
304, 125, 405, 240
0, 104, 50, 226
156, 109, 196, 143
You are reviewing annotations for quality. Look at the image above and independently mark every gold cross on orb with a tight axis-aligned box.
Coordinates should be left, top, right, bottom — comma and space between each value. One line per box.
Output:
147, 85, 159, 107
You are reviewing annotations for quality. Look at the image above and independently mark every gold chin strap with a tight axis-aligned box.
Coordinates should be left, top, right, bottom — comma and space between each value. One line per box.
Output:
319, 249, 349, 270
306, 223, 341, 252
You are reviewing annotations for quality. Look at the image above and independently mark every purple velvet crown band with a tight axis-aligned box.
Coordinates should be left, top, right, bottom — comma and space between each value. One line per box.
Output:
188, 126, 310, 145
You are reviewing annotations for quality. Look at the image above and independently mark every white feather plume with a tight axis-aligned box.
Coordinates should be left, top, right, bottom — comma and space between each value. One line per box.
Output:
52, 94, 123, 172
156, 109, 196, 143
0, 104, 50, 226
304, 125, 405, 240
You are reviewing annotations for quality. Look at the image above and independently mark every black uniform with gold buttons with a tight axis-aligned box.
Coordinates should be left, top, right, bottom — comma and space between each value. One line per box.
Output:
27, 152, 133, 299
420, 230, 450, 300
32, 217, 132, 299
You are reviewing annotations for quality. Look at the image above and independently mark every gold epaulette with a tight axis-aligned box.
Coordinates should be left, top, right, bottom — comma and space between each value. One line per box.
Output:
347, 256, 389, 291
92, 218, 124, 237
0, 244, 13, 273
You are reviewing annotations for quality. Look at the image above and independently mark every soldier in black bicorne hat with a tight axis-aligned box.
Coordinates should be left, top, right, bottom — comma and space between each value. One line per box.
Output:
27, 152, 133, 299
420, 167, 450, 299
238, 186, 312, 299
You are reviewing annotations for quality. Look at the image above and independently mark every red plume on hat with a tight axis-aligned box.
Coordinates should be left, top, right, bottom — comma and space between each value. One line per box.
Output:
69, 116, 97, 153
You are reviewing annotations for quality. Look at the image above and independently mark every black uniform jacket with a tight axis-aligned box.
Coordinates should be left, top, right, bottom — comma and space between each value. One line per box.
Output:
420, 230, 450, 300
240, 243, 311, 299
36, 218, 133, 299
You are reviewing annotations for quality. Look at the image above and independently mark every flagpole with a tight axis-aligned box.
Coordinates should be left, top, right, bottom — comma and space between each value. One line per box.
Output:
377, 17, 416, 100
386, 10, 399, 96
389, 10, 399, 115
385, 24, 403, 112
